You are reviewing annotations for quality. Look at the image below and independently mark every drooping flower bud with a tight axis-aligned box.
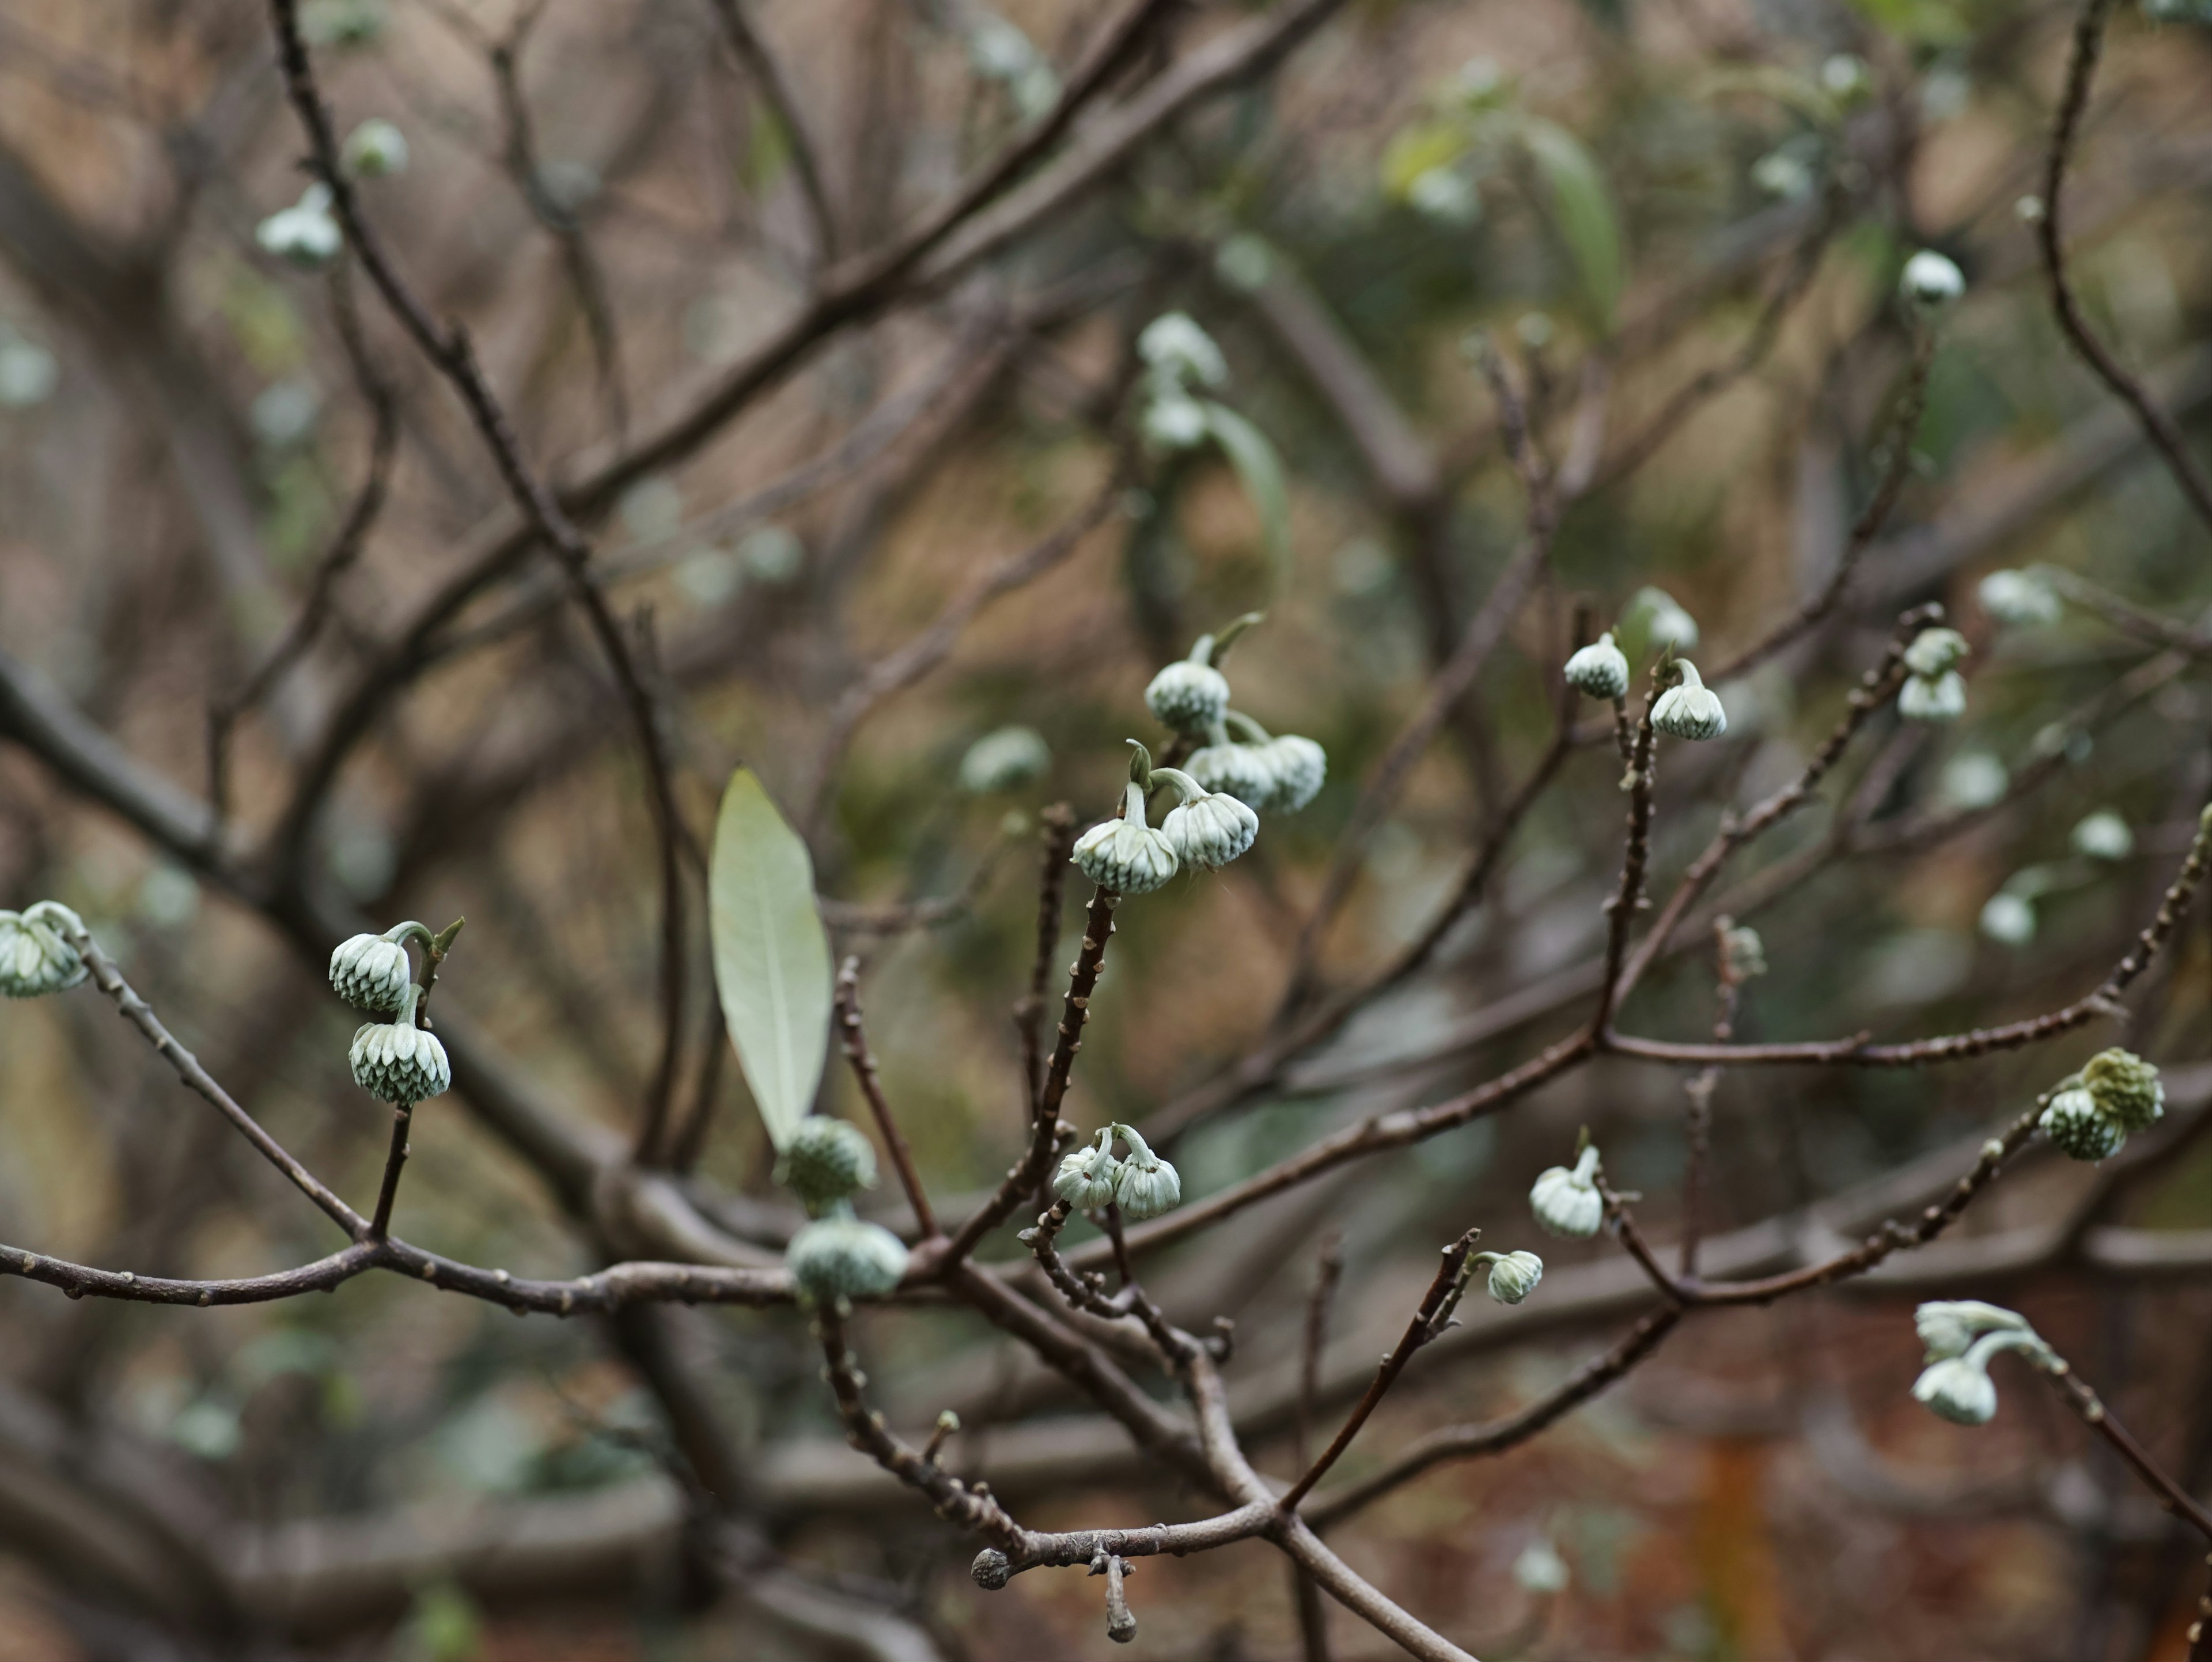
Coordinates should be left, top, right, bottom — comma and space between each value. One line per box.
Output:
1899, 249, 1965, 313
1137, 313, 1229, 391
1719, 923, 1767, 980
2040, 1085, 2123, 1161
1512, 1539, 1570, 1595
329, 932, 412, 1013
2080, 1048, 2162, 1132
1563, 631, 1630, 699
1109, 1124, 1181, 1220
1187, 739, 1276, 807
1152, 768, 1258, 869
1978, 568, 2061, 625
1053, 1127, 1122, 1210
1979, 890, 2036, 944
342, 118, 410, 179
1139, 392, 1209, 454
1072, 745, 1180, 894
959, 726, 1051, 794
1651, 662, 1727, 740
775, 1117, 879, 1215
786, 1203, 910, 1305
0, 902, 89, 998
2070, 811, 2133, 862
256, 184, 343, 271
1483, 1250, 1544, 1305
1911, 1320, 2055, 1426
1899, 671, 1967, 722
1144, 659, 1232, 733
1528, 1145, 1603, 1239
1915, 1300, 2031, 1362
1902, 627, 1969, 679
348, 984, 452, 1104
1625, 587, 1699, 651
1912, 1354, 1998, 1425
1258, 733, 1327, 812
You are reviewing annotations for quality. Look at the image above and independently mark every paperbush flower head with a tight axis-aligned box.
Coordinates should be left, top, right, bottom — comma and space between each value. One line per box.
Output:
1979, 890, 2036, 944
1145, 658, 1232, 734
1899, 671, 1967, 722
1912, 1353, 1998, 1424
1900, 249, 1965, 312
342, 118, 409, 178
2081, 1048, 2162, 1132
256, 183, 342, 270
1257, 733, 1328, 811
1979, 568, 2061, 625
1915, 1300, 2031, 1361
1071, 745, 1179, 895
1153, 768, 1259, 869
1140, 391, 1209, 453
1903, 627, 1969, 679
1651, 661, 1726, 740
2040, 1085, 2123, 1161
1911, 1319, 2055, 1426
775, 1116, 879, 1214
1187, 739, 1276, 807
1626, 587, 1699, 652
1110, 1124, 1181, 1220
959, 726, 1051, 794
0, 902, 88, 998
1529, 1145, 1604, 1239
1483, 1250, 1544, 1305
329, 932, 412, 1013
786, 1204, 910, 1305
1137, 312, 1228, 390
1053, 1127, 1122, 1210
1563, 631, 1630, 699
1512, 1540, 1570, 1595
349, 984, 452, 1104
2070, 810, 2133, 862
1719, 923, 1767, 980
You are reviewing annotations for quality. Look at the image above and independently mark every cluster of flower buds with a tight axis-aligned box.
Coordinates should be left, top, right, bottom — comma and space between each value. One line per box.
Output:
1051, 1123, 1184, 1221
1528, 1144, 1604, 1239
1898, 626, 1969, 723
331, 923, 451, 1104
256, 183, 343, 271
1071, 740, 1262, 895
1135, 313, 1229, 453
1144, 622, 1330, 816
1563, 593, 1727, 740
2038, 1048, 2164, 1162
0, 901, 89, 999
1910, 1300, 2056, 1425
786, 1204, 911, 1307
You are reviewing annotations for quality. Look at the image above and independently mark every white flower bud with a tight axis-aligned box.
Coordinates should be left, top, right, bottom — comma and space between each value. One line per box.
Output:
1137, 313, 1228, 389
1512, 1539, 1570, 1595
1626, 587, 1699, 651
1140, 391, 1209, 453
1257, 734, 1327, 812
1912, 1354, 1998, 1425
1978, 568, 2061, 625
349, 987, 452, 1104
342, 118, 409, 178
2040, 1086, 2123, 1161
1940, 752, 2009, 811
329, 932, 412, 1013
1145, 660, 1232, 733
775, 1117, 878, 1214
1187, 740, 1276, 807
1719, 923, 1766, 980
0, 902, 88, 998
1072, 777, 1180, 895
2080, 1047, 2162, 1132
786, 1206, 910, 1305
1053, 1128, 1122, 1210
1898, 671, 1967, 722
1915, 1300, 2030, 1362
1651, 661, 1726, 740
1900, 249, 1965, 312
1563, 631, 1630, 699
256, 184, 343, 271
959, 726, 1051, 794
1528, 1145, 1603, 1239
1110, 1125, 1181, 1220
2070, 810, 2133, 862
1161, 791, 1257, 869
1483, 1250, 1544, 1305
1902, 627, 1969, 678
1979, 890, 2036, 945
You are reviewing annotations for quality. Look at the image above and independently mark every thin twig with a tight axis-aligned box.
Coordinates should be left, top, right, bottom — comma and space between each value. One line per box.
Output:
836, 957, 938, 1240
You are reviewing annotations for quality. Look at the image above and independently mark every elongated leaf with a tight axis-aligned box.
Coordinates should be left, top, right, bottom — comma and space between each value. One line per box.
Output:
1199, 400, 1292, 589
709, 767, 831, 1150
1521, 118, 1625, 333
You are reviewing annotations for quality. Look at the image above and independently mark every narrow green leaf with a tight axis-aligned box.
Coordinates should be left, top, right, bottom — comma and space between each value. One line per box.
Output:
1521, 118, 1625, 333
708, 766, 831, 1150
1199, 401, 1292, 589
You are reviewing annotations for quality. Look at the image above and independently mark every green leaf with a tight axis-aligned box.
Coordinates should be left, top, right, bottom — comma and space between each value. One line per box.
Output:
1199, 400, 1291, 588
1520, 118, 1624, 333
709, 767, 831, 1150
1380, 117, 1471, 199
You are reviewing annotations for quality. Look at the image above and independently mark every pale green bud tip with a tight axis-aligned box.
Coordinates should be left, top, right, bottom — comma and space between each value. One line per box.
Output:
1563, 632, 1630, 699
2080, 1048, 2162, 1132
1528, 1146, 1603, 1239
775, 1118, 879, 1213
0, 903, 89, 998
1651, 661, 1726, 740
786, 1210, 910, 1305
959, 726, 1050, 794
1144, 661, 1232, 733
1484, 1250, 1544, 1305
1900, 249, 1965, 311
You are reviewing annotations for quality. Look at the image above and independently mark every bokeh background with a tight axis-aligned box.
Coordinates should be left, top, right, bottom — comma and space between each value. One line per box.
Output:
1, 0, 2210, 1657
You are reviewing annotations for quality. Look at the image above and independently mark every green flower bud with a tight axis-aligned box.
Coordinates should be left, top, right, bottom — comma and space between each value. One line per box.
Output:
329, 932, 411, 1013
1563, 632, 1630, 699
349, 985, 451, 1104
2040, 1086, 2123, 1161
0, 902, 88, 998
2080, 1048, 2162, 1132
1528, 1145, 1603, 1239
775, 1117, 879, 1214
1483, 1249, 1544, 1305
1899, 671, 1967, 722
786, 1204, 910, 1305
1144, 660, 1232, 733
1109, 1124, 1181, 1220
1914, 1299, 2029, 1362
1902, 627, 1969, 678
1053, 1127, 1122, 1210
1651, 662, 1726, 740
